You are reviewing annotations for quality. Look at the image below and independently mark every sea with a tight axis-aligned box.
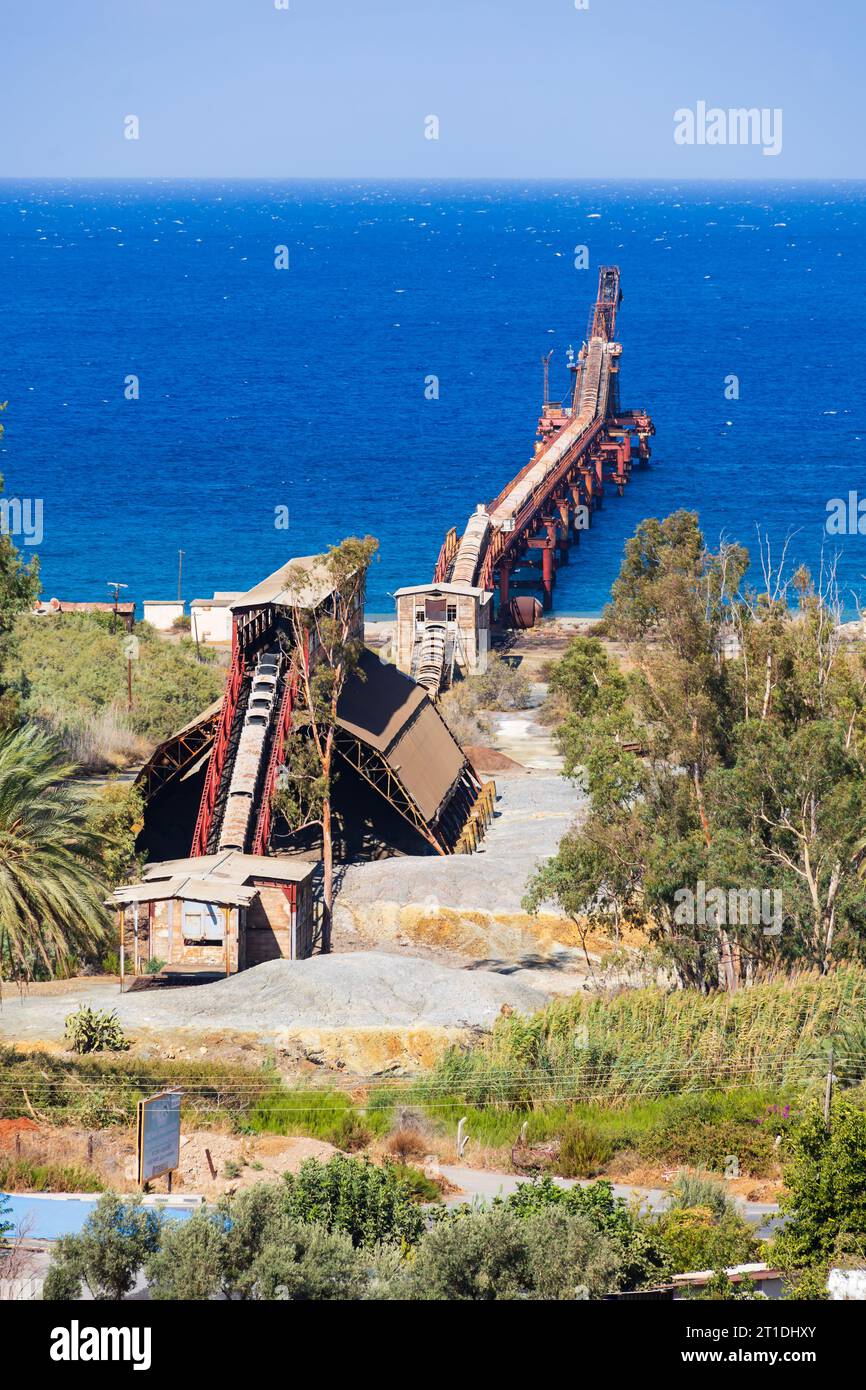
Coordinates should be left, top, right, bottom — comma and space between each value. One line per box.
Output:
2, 179, 865, 617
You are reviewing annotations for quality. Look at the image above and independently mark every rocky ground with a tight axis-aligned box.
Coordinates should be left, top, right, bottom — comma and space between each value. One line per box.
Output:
333, 771, 591, 978
0, 952, 549, 1072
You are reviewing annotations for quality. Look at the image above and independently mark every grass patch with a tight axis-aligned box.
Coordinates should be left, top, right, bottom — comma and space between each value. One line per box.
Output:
0, 1158, 105, 1193
0, 1047, 284, 1130
244, 1086, 390, 1150
423, 969, 865, 1105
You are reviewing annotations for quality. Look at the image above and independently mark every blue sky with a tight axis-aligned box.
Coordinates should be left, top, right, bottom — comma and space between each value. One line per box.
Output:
1, 0, 862, 178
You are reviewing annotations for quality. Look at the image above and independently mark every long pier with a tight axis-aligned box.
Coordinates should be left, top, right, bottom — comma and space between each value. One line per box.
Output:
393, 267, 654, 692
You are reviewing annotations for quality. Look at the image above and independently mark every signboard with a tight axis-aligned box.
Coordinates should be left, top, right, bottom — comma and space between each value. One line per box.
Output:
137, 1090, 182, 1185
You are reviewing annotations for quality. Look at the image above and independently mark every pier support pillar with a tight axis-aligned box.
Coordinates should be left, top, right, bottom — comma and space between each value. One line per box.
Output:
556, 498, 571, 560
498, 562, 511, 620
541, 543, 555, 610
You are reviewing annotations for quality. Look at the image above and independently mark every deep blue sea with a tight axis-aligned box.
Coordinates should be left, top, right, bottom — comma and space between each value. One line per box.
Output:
2, 180, 865, 616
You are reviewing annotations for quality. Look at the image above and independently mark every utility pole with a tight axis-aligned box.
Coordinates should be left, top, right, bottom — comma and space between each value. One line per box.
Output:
107, 580, 128, 636
541, 350, 553, 409
824, 1044, 835, 1132
177, 549, 184, 603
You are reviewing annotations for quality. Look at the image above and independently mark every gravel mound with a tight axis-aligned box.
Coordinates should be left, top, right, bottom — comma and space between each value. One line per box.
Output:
117, 952, 547, 1034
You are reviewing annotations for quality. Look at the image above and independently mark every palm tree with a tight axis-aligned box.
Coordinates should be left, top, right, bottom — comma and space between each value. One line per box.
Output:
0, 724, 109, 979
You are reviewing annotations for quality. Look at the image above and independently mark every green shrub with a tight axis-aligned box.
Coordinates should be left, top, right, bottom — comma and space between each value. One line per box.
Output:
640, 1111, 777, 1178
695, 1269, 766, 1300
657, 1205, 760, 1275
773, 1097, 866, 1269
247, 1222, 367, 1301
42, 1193, 162, 1300
439, 653, 532, 745
282, 1155, 426, 1249
86, 781, 144, 886
667, 1169, 734, 1221
9, 611, 223, 746
65, 1005, 129, 1055
394, 1206, 622, 1301
557, 1121, 615, 1178
0, 1193, 12, 1245
384, 1163, 441, 1204
488, 1177, 670, 1292
145, 1210, 228, 1301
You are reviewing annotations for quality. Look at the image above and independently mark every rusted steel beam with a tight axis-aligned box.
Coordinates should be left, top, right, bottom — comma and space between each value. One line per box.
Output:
191, 647, 246, 856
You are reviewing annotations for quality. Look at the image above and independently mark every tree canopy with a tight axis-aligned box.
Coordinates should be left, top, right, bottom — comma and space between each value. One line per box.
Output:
527, 511, 866, 989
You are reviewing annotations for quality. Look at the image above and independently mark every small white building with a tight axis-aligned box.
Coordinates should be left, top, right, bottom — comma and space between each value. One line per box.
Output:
190, 592, 243, 645
393, 582, 493, 681
142, 600, 185, 631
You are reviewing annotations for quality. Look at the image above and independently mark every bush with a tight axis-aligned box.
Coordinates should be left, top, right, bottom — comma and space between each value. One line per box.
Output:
439, 653, 532, 746
656, 1205, 760, 1276
65, 1005, 129, 1055
42, 1193, 161, 1300
146, 1210, 227, 1301
10, 611, 224, 746
395, 1206, 621, 1301
0, 1193, 12, 1246
696, 1269, 766, 1301
667, 1169, 735, 1222
557, 1122, 615, 1178
773, 1097, 866, 1269
466, 653, 532, 711
246, 1222, 367, 1301
498, 1176, 669, 1291
146, 1188, 378, 1301
384, 1163, 441, 1204
282, 1155, 426, 1249
86, 781, 144, 887
640, 1111, 777, 1178
385, 1128, 428, 1164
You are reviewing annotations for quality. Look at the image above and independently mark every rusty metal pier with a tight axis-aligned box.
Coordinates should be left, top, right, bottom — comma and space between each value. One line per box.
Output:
432, 266, 654, 622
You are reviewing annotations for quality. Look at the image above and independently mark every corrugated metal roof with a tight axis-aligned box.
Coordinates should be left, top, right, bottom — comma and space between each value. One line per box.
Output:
393, 582, 489, 600
337, 650, 466, 823
111, 877, 257, 907
230, 555, 336, 613
141, 850, 315, 885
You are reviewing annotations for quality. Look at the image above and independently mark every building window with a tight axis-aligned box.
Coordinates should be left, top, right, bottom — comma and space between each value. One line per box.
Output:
446, 604, 457, 623
415, 609, 425, 624
182, 901, 224, 944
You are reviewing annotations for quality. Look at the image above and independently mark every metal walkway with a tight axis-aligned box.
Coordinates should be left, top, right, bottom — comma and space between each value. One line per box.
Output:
432, 266, 654, 614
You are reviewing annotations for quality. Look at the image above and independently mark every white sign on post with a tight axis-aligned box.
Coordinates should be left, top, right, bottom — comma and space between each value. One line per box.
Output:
137, 1090, 182, 1185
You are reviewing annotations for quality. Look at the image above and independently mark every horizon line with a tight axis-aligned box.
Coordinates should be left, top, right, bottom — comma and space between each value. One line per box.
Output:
1, 174, 865, 185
